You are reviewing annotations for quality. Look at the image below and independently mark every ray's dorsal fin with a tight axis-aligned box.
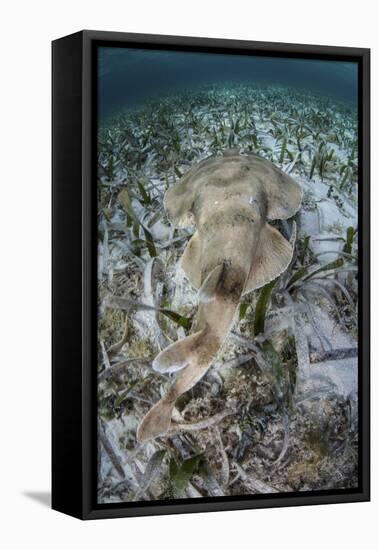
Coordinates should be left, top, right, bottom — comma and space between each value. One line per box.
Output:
152, 329, 204, 374
243, 223, 296, 294
181, 230, 202, 288
198, 263, 224, 303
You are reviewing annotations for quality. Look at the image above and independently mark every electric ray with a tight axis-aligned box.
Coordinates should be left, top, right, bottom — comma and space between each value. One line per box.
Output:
137, 150, 302, 442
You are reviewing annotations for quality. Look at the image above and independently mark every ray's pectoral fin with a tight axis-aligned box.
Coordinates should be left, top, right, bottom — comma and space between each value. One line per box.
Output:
181, 231, 202, 288
243, 222, 296, 294
164, 169, 202, 227
246, 154, 302, 221
264, 165, 302, 221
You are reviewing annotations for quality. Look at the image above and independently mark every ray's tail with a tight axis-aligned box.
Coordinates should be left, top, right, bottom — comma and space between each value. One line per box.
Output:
136, 392, 177, 443
136, 327, 220, 442
137, 261, 245, 442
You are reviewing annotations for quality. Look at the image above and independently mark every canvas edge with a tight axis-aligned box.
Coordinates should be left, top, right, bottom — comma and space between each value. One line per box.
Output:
52, 30, 370, 520
52, 30, 85, 519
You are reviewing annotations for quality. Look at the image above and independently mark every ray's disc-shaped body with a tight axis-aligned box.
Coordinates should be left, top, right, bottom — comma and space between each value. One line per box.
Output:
137, 150, 302, 442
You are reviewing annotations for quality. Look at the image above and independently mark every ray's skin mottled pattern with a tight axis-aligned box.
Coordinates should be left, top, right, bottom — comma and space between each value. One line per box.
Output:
136, 151, 302, 442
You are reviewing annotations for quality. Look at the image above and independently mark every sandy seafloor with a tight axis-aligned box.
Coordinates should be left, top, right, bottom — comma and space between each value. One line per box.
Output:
96, 84, 358, 503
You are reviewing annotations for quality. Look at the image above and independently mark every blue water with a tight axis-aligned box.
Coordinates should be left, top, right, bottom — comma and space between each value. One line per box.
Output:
98, 46, 358, 121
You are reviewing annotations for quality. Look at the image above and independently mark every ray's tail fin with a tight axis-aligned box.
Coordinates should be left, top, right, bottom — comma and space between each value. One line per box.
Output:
137, 328, 215, 443
137, 262, 242, 443
136, 394, 176, 443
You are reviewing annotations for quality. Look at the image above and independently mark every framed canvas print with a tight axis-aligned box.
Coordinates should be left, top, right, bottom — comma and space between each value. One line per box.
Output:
52, 30, 370, 519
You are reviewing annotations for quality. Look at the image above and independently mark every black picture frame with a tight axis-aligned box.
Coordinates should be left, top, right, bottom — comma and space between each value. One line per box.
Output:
52, 30, 370, 520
